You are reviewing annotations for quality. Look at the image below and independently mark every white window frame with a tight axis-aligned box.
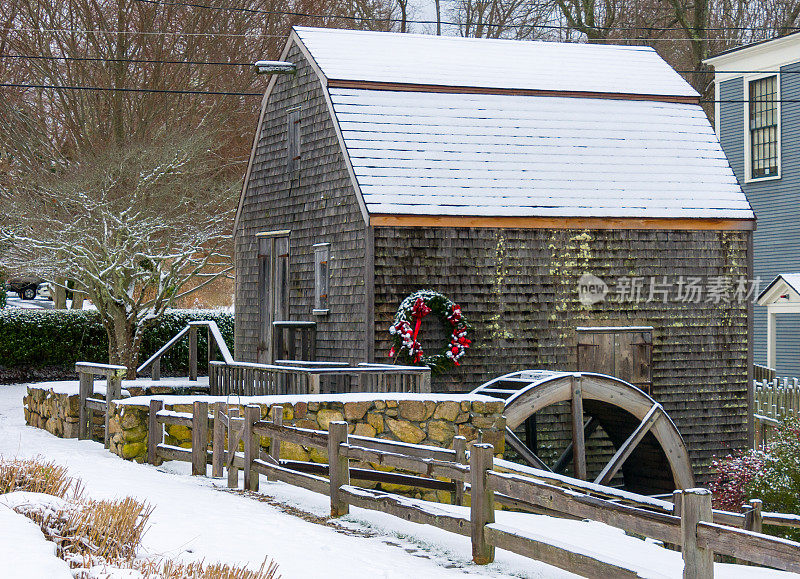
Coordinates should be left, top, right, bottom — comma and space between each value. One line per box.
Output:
312, 242, 330, 316
743, 72, 781, 183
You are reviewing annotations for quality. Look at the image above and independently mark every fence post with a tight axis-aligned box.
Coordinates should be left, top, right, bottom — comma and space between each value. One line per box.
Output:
328, 421, 350, 517
470, 443, 495, 565
744, 498, 763, 533
78, 371, 92, 440
212, 402, 226, 478
189, 325, 198, 381
681, 488, 714, 579
243, 404, 260, 491
152, 357, 160, 381
148, 399, 163, 465
227, 407, 240, 489
192, 401, 209, 476
270, 404, 283, 470
453, 435, 467, 506
104, 373, 122, 449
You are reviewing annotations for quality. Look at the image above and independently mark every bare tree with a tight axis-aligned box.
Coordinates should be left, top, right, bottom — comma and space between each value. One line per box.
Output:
452, 0, 552, 39
0, 133, 236, 376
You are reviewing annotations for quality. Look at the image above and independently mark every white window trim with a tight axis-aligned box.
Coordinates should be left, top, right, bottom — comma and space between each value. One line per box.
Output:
743, 71, 781, 184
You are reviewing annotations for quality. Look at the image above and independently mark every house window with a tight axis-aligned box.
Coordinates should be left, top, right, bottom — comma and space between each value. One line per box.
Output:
287, 107, 301, 172
313, 243, 330, 315
748, 75, 779, 180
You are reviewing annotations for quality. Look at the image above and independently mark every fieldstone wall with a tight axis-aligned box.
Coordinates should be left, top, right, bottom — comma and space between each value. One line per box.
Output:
23, 382, 209, 442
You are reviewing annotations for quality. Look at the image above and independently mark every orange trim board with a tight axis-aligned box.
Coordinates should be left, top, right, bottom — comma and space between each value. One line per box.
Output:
370, 215, 755, 231
327, 79, 701, 105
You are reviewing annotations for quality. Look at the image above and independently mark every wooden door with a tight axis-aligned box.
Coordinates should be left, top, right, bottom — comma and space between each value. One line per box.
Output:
257, 233, 290, 364
577, 327, 652, 393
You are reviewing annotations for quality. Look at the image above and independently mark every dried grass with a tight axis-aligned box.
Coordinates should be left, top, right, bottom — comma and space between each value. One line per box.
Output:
129, 557, 280, 579
1, 459, 281, 578
0, 457, 83, 499
63, 497, 154, 563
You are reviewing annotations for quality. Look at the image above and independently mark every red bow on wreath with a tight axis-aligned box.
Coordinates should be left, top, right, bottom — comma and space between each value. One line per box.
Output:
408, 298, 432, 362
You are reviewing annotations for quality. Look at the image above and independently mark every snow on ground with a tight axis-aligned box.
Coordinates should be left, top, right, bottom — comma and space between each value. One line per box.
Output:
0, 382, 796, 578
0, 502, 73, 578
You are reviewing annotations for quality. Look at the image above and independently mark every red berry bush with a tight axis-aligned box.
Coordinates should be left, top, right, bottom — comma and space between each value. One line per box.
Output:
710, 419, 800, 540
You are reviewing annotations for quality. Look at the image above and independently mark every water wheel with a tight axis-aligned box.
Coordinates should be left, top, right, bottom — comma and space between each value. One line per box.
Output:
472, 370, 694, 494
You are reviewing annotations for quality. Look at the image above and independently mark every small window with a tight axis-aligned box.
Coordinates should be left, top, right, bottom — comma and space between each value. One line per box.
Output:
748, 75, 779, 180
313, 243, 330, 315
287, 107, 301, 172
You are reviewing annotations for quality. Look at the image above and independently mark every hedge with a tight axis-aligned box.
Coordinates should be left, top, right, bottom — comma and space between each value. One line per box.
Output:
0, 308, 233, 382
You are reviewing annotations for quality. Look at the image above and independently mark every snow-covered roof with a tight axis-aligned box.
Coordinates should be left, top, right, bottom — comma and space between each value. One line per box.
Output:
328, 88, 752, 219
295, 27, 699, 98
757, 274, 800, 305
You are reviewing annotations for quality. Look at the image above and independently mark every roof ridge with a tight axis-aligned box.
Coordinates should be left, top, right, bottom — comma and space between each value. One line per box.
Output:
293, 26, 656, 52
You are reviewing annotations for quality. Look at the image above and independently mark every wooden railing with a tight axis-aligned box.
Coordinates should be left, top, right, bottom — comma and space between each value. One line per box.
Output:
137, 320, 234, 381
753, 363, 776, 383
208, 360, 431, 396
76, 362, 127, 447
755, 376, 800, 421
138, 401, 800, 578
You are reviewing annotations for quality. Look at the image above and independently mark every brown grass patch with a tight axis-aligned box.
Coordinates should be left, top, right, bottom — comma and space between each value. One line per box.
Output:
129, 557, 280, 579
0, 457, 83, 499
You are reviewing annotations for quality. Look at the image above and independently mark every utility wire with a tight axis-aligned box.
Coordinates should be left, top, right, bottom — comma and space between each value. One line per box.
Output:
0, 25, 789, 42
1, 27, 287, 38
6, 82, 800, 104
0, 54, 252, 66
0, 82, 261, 96
1, 55, 799, 76
132, 0, 800, 34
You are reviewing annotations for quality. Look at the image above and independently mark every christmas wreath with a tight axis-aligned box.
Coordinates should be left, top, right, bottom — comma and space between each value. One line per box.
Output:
388, 289, 471, 375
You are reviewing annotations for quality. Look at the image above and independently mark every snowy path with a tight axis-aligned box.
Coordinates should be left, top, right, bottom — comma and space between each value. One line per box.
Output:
0, 383, 795, 578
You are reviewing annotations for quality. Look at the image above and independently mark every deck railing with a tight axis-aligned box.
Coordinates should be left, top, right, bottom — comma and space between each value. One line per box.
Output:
136, 320, 234, 381
208, 360, 431, 396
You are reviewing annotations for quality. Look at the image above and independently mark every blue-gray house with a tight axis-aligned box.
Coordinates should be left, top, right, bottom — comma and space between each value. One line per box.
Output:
707, 33, 800, 376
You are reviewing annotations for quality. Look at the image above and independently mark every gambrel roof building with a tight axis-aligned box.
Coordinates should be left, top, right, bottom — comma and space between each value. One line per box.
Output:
235, 27, 753, 485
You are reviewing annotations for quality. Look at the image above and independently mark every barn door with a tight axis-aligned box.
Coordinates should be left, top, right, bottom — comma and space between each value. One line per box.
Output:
576, 327, 653, 393
257, 232, 290, 364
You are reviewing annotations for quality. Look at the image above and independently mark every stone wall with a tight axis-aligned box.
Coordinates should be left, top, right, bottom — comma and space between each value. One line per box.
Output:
23, 382, 210, 442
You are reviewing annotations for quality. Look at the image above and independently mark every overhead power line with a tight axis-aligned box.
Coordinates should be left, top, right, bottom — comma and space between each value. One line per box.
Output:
0, 54, 252, 66
2, 55, 799, 76
1, 82, 261, 96
1, 27, 286, 38
7, 82, 800, 104
133, 0, 800, 34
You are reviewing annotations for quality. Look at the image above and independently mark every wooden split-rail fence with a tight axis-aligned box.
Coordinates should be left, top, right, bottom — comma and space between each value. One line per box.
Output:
139, 401, 800, 578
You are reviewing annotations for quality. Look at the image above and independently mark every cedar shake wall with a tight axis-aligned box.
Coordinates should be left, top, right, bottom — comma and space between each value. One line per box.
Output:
235, 44, 366, 364
373, 226, 750, 479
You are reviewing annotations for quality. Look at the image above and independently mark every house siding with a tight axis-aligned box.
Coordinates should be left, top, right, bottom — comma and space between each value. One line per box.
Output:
234, 43, 367, 364
373, 226, 750, 480
720, 63, 800, 376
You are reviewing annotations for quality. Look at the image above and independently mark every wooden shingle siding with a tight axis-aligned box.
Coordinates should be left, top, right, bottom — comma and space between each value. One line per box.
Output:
235, 44, 367, 364
720, 63, 800, 376
372, 227, 750, 480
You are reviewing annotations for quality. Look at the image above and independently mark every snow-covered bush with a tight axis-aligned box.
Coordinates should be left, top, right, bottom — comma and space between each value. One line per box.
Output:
0, 270, 6, 309
0, 308, 233, 381
711, 418, 800, 540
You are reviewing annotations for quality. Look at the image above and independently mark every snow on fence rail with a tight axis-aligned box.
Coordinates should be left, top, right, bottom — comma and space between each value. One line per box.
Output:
139, 400, 800, 578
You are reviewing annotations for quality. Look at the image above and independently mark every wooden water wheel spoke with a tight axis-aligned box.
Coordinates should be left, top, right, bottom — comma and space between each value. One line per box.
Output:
570, 375, 587, 480
552, 417, 599, 474
504, 427, 553, 472
593, 404, 663, 486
